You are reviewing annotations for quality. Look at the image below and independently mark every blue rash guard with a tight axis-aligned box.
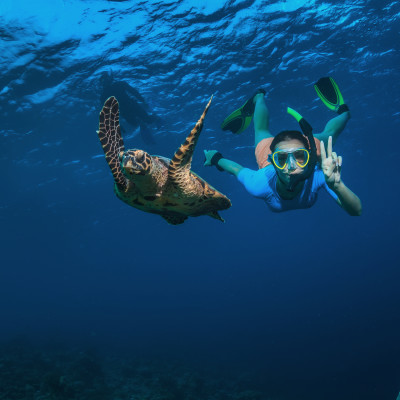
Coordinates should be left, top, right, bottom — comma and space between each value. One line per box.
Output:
237, 164, 338, 212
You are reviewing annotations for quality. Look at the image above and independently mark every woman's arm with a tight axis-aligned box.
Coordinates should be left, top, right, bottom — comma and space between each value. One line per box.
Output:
204, 150, 271, 199
332, 181, 362, 216
203, 150, 243, 177
320, 137, 362, 216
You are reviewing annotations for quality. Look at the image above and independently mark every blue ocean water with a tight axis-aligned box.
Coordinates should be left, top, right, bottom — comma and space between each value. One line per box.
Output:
1, 0, 400, 399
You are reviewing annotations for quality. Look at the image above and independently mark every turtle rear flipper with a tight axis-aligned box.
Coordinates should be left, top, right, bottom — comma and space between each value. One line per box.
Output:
168, 96, 213, 186
207, 211, 225, 222
161, 214, 188, 225
98, 96, 127, 190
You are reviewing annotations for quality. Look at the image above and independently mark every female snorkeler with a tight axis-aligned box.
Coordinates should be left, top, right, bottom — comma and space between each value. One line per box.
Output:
204, 78, 362, 216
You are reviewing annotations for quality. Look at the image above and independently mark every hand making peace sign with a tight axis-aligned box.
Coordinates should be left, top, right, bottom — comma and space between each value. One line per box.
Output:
320, 136, 342, 190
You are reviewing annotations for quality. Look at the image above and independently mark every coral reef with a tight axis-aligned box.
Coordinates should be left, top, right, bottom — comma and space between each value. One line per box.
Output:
0, 339, 275, 400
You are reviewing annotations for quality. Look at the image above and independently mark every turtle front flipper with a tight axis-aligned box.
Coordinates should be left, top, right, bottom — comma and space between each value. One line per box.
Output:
98, 96, 127, 190
168, 96, 213, 186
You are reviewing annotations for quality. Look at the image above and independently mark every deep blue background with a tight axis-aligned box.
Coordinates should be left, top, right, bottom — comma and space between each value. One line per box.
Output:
1, 0, 400, 399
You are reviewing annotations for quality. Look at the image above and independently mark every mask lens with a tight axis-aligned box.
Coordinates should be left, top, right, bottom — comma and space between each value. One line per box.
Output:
273, 152, 289, 169
293, 149, 309, 167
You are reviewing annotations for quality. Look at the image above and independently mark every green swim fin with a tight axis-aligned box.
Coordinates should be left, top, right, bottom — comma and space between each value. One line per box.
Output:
221, 89, 265, 134
314, 77, 349, 114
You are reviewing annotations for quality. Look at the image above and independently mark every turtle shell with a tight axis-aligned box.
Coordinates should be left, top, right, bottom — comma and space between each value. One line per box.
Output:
98, 96, 231, 225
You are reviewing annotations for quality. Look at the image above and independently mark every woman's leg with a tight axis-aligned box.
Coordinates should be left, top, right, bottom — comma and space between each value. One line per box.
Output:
253, 93, 273, 147
314, 111, 351, 147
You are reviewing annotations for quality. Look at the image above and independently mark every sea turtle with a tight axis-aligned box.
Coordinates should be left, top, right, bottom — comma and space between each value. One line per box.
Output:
97, 95, 231, 225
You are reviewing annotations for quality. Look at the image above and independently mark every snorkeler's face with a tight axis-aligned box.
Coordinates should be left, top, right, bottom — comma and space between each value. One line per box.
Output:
274, 139, 309, 184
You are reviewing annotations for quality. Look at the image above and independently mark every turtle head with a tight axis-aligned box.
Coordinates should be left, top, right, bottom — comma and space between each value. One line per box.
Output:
120, 150, 152, 178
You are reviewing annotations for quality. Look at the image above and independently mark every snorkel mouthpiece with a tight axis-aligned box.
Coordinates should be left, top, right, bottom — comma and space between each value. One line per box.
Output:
286, 107, 318, 192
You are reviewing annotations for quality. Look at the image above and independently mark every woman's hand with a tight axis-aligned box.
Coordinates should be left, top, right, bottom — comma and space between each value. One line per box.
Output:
203, 149, 220, 166
320, 136, 362, 216
320, 136, 342, 190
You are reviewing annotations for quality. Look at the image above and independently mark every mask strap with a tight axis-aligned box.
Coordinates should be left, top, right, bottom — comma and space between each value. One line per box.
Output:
286, 107, 318, 192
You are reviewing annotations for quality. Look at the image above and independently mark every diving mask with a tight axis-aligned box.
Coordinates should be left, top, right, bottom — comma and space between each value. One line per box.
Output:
268, 148, 310, 170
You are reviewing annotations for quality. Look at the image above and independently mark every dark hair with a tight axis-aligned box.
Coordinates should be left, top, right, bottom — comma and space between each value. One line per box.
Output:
270, 130, 310, 152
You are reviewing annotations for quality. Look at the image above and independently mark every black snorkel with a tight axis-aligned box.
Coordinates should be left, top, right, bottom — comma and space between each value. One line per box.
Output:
286, 107, 318, 192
